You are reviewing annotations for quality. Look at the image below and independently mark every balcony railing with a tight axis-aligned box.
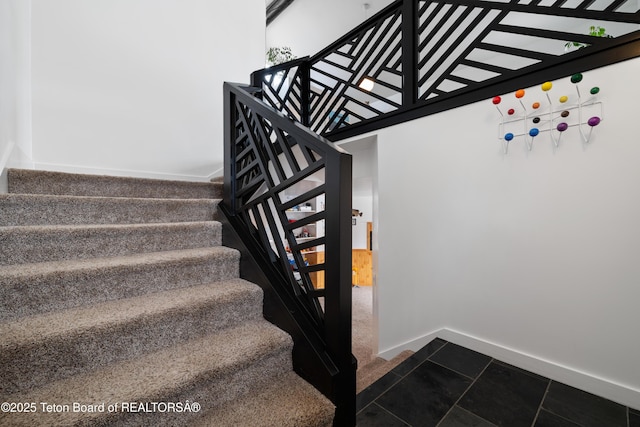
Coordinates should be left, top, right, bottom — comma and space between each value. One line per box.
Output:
252, 0, 640, 141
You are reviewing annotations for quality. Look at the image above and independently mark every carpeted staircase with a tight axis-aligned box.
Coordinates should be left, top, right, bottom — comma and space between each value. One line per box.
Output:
0, 169, 335, 427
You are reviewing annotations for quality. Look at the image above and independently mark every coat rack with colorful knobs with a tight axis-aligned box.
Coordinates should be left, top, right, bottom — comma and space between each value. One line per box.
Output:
492, 73, 603, 154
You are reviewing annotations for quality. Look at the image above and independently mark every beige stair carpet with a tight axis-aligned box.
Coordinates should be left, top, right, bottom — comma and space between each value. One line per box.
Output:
0, 168, 334, 427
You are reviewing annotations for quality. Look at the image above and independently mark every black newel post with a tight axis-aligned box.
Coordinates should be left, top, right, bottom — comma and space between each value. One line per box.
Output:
325, 152, 355, 426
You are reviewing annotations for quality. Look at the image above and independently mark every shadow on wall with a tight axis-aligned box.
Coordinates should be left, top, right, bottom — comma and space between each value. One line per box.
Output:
0, 168, 8, 193
1, 142, 34, 194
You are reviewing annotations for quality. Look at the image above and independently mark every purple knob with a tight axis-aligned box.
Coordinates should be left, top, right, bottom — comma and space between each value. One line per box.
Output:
557, 122, 568, 132
588, 116, 601, 127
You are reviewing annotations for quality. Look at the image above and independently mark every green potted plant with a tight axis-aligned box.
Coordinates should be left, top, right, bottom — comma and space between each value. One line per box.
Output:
266, 46, 296, 66
565, 25, 613, 51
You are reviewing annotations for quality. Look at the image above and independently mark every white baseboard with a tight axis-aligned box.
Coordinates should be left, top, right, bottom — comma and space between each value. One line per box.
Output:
1, 141, 16, 173
1, 142, 18, 193
378, 329, 442, 360
207, 166, 224, 182
378, 327, 640, 410
32, 162, 214, 182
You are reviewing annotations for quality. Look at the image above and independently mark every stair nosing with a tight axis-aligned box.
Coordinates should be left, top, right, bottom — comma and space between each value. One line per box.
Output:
0, 278, 261, 347
193, 371, 335, 427
6, 168, 223, 200
7, 168, 222, 188
0, 321, 293, 412
1, 192, 222, 203
0, 247, 239, 278
0, 220, 221, 233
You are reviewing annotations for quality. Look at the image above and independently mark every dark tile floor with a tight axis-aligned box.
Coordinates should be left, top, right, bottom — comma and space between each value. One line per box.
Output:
356, 338, 639, 427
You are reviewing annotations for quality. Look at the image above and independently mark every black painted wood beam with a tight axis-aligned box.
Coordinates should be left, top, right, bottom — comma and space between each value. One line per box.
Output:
267, 0, 297, 26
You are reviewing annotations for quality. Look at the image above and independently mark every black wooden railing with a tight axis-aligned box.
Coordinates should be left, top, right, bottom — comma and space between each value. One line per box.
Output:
252, 0, 640, 141
223, 1, 639, 424
221, 82, 355, 425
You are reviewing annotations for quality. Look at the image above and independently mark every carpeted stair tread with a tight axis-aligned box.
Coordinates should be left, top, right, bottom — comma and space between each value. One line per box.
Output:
0, 221, 222, 265
356, 350, 414, 393
7, 168, 223, 199
0, 320, 293, 427
192, 371, 335, 427
0, 193, 219, 226
0, 279, 264, 393
0, 247, 240, 322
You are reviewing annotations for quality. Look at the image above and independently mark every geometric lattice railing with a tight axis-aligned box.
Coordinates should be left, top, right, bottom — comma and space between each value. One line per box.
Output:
252, 0, 640, 141
222, 82, 355, 424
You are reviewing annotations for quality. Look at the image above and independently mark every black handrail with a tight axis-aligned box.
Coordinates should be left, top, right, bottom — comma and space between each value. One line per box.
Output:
222, 82, 355, 425
252, 0, 640, 141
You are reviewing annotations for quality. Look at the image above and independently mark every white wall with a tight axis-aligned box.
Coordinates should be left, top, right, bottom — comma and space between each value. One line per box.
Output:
267, 0, 395, 59
0, 0, 18, 170
1, 0, 33, 192
352, 196, 373, 249
341, 136, 377, 249
373, 58, 640, 408
30, 0, 264, 180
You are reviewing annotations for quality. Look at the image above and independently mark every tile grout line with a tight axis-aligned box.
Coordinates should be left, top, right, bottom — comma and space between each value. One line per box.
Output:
539, 382, 599, 427
387, 339, 449, 383
421, 341, 482, 380
355, 371, 403, 415
434, 357, 496, 427
447, 404, 499, 427
491, 358, 550, 383
426, 358, 482, 382
371, 401, 414, 427
530, 378, 552, 427
542, 408, 592, 427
